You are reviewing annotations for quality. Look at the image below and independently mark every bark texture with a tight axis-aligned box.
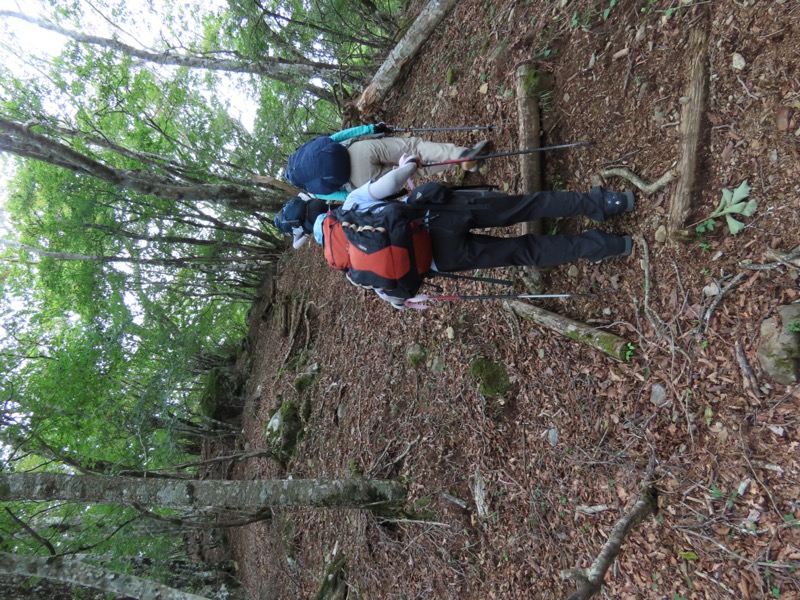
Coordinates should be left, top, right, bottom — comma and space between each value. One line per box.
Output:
668, 9, 710, 232
0, 473, 407, 513
0, 552, 210, 600
515, 63, 547, 293
356, 0, 459, 113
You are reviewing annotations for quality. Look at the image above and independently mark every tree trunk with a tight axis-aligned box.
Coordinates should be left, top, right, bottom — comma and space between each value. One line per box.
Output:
0, 117, 286, 210
356, 0, 459, 113
0, 552, 210, 600
0, 10, 358, 87
0, 473, 407, 514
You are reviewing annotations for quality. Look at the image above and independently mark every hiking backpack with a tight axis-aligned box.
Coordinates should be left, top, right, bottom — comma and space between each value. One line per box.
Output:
322, 202, 432, 299
274, 196, 330, 237
273, 196, 308, 236
285, 136, 351, 195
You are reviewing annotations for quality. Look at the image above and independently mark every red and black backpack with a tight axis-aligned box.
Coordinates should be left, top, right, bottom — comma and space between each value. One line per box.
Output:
322, 202, 432, 299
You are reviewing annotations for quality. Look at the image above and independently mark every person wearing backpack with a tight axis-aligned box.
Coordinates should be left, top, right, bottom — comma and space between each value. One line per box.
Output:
285, 123, 490, 201
312, 155, 635, 309
273, 193, 329, 249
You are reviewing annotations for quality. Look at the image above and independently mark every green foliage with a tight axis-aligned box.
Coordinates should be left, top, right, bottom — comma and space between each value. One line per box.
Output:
603, 0, 617, 20
695, 180, 756, 235
624, 342, 636, 361
788, 320, 800, 333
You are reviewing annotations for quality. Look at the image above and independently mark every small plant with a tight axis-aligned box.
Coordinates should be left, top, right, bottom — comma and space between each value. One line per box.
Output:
641, 0, 658, 14
623, 342, 636, 361
788, 320, 800, 333
603, 0, 617, 20
696, 180, 756, 235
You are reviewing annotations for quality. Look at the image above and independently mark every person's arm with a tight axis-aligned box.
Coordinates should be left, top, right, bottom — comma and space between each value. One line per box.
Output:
365, 160, 418, 200
312, 190, 348, 201
329, 123, 393, 143
329, 124, 373, 142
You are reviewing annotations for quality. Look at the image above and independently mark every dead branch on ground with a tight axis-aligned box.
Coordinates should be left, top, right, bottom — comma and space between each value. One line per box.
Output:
601, 167, 675, 195
562, 487, 659, 600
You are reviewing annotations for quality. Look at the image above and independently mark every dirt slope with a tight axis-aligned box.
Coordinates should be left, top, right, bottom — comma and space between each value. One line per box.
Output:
228, 1, 800, 598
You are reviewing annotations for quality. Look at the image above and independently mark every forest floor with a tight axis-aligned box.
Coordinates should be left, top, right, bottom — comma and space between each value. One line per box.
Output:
223, 1, 800, 598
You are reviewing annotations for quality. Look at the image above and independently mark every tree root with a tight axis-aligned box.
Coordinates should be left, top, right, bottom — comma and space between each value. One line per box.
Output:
601, 167, 675, 195
702, 272, 746, 334
739, 245, 800, 271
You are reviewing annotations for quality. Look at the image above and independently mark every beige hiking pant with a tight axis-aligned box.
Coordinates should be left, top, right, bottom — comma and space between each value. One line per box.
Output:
346, 137, 467, 188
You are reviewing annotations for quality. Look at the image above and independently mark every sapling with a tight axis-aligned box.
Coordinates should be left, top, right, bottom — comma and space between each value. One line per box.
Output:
696, 180, 757, 235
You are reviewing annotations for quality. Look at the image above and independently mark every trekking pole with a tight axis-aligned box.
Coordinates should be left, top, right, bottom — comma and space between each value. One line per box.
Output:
420, 141, 589, 168
392, 125, 494, 133
404, 292, 590, 309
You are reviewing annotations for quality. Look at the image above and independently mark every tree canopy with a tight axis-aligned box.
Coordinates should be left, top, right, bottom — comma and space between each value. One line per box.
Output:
0, 0, 402, 594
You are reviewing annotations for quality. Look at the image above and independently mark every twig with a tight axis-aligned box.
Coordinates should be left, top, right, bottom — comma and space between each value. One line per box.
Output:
602, 167, 675, 195
562, 488, 659, 600
740, 245, 800, 271
737, 76, 759, 100
693, 568, 737, 596
734, 339, 761, 401
702, 273, 746, 334
739, 431, 782, 519
677, 527, 799, 570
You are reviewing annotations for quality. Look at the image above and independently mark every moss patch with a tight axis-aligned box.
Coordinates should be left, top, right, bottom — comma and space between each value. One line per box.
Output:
469, 358, 511, 397
265, 400, 303, 463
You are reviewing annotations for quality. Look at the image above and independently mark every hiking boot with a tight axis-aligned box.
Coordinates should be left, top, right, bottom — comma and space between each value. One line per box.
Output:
460, 140, 492, 173
620, 234, 633, 257
590, 234, 632, 262
603, 189, 635, 217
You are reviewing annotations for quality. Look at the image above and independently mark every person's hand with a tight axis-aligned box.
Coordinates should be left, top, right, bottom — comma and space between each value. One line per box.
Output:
373, 122, 394, 135
398, 153, 419, 168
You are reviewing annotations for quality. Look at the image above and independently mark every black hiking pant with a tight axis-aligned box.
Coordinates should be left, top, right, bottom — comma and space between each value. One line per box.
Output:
427, 188, 627, 272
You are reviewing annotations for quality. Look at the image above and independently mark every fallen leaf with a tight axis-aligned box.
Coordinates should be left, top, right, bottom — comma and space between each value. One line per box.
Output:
776, 106, 792, 131
721, 139, 735, 162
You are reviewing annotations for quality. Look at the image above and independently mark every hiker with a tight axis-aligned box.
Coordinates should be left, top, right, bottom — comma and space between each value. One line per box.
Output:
285, 123, 490, 200
313, 155, 634, 309
273, 193, 329, 249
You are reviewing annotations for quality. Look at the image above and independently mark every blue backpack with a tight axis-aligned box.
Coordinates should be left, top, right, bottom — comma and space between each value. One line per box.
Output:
285, 136, 351, 195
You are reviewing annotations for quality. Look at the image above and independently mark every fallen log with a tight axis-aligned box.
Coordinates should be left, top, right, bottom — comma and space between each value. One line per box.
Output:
515, 62, 547, 293
669, 9, 711, 231
515, 63, 545, 230
504, 300, 633, 361
356, 0, 459, 114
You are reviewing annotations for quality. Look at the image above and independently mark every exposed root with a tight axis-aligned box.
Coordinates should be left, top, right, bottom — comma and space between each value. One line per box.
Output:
702, 273, 746, 334
735, 339, 761, 402
739, 245, 800, 271
601, 167, 675, 195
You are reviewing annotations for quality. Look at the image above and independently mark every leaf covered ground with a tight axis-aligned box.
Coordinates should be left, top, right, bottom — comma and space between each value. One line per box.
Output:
225, 1, 800, 598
